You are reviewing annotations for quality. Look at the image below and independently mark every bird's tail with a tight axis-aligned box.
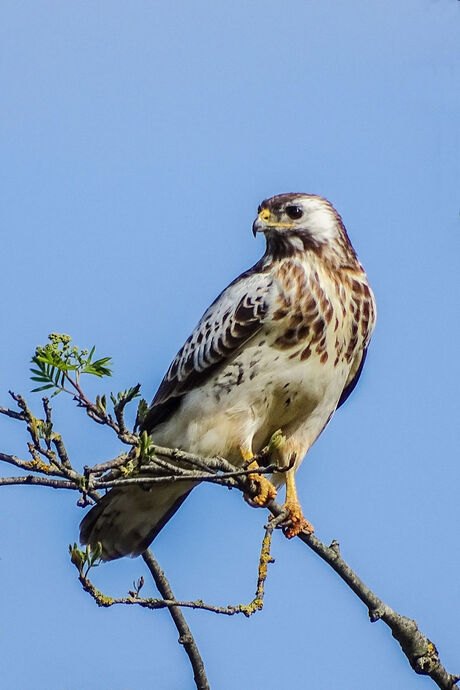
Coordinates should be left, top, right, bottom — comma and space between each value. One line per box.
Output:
79, 481, 194, 560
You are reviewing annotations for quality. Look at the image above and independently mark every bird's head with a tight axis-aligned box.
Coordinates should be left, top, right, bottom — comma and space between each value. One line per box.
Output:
252, 193, 357, 265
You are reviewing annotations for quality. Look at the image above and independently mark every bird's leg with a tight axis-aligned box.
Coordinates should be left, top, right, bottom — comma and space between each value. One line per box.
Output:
281, 467, 314, 539
240, 447, 277, 507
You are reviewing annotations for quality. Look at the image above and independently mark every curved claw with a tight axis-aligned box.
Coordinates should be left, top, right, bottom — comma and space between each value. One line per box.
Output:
281, 500, 314, 539
240, 450, 277, 508
245, 472, 277, 507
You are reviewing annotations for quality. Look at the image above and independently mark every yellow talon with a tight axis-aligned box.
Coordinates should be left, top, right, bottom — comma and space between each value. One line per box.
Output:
247, 462, 277, 506
281, 465, 314, 538
240, 446, 277, 507
240, 447, 254, 463
281, 500, 314, 539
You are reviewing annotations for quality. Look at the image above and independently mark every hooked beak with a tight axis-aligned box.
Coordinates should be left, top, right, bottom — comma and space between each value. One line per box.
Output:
252, 208, 271, 237
252, 218, 263, 237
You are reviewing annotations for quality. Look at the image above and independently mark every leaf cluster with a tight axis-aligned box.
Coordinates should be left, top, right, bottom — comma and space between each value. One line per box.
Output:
30, 333, 112, 396
69, 542, 103, 576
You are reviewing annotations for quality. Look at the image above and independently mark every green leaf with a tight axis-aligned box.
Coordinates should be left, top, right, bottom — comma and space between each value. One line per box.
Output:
31, 384, 55, 392
89, 541, 103, 566
136, 398, 149, 426
31, 334, 113, 397
69, 543, 86, 573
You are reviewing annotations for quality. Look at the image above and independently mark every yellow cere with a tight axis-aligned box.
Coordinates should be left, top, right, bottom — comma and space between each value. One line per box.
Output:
259, 208, 271, 222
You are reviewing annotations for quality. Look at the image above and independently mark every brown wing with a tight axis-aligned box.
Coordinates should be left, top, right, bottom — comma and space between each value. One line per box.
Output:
337, 347, 368, 409
141, 267, 276, 432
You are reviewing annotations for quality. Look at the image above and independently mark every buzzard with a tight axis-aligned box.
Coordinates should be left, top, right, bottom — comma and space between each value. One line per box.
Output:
81, 193, 376, 560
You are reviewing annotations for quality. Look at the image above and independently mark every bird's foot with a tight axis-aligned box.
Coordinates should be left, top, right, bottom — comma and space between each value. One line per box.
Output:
281, 501, 314, 539
244, 462, 277, 507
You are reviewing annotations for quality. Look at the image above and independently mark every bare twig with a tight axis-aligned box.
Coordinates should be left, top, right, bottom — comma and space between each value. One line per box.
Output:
0, 405, 24, 421
75, 573, 261, 616
0, 475, 76, 489
72, 518, 282, 689
113, 384, 141, 439
86, 453, 132, 476
52, 433, 73, 470
0, 453, 276, 494
147, 445, 234, 473
0, 451, 64, 476
266, 499, 459, 690
142, 550, 210, 690
73, 515, 280, 618
42, 398, 53, 450
236, 509, 285, 616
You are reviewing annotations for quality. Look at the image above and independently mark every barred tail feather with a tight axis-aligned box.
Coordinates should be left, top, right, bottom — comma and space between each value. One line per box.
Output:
79, 482, 194, 560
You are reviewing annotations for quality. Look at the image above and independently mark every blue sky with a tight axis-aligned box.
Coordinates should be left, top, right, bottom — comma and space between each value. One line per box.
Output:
1, 1, 459, 688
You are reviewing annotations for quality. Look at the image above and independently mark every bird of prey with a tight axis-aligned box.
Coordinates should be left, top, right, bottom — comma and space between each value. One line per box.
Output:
80, 193, 376, 560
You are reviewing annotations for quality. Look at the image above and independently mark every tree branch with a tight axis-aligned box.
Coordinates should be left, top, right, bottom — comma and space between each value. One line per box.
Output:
70, 514, 283, 689
0, 475, 77, 489
267, 499, 459, 690
142, 550, 210, 690
74, 510, 281, 616
0, 405, 24, 421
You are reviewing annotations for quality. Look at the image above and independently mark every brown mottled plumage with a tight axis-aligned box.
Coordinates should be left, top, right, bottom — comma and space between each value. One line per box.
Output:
80, 193, 376, 560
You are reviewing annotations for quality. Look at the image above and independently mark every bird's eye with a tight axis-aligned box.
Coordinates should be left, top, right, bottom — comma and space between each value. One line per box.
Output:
285, 205, 303, 220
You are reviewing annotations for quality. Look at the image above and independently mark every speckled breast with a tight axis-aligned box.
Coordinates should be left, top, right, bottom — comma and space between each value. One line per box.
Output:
271, 257, 376, 370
